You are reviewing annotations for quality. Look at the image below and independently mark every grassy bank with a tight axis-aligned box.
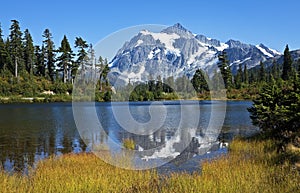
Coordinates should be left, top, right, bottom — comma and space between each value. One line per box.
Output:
0, 84, 261, 103
0, 94, 73, 103
1, 138, 299, 193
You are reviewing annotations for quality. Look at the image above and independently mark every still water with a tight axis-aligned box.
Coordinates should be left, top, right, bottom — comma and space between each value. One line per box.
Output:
0, 101, 257, 173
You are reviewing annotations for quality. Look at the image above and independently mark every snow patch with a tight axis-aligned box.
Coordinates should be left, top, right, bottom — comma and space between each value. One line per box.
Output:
269, 48, 281, 55
141, 30, 181, 56
135, 40, 143, 47
216, 43, 229, 51
230, 57, 251, 66
148, 48, 161, 59
196, 38, 228, 52
256, 45, 274, 58
117, 64, 146, 83
187, 44, 211, 65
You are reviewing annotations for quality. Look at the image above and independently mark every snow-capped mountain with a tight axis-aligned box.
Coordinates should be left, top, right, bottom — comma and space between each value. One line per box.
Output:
109, 23, 281, 84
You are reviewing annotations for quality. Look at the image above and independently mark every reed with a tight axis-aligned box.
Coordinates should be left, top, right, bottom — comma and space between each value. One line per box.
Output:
0, 139, 299, 193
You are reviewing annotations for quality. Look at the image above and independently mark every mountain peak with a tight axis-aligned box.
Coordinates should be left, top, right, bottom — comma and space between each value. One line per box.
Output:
161, 23, 193, 38
109, 24, 283, 85
226, 39, 250, 49
256, 43, 281, 56
172, 23, 187, 31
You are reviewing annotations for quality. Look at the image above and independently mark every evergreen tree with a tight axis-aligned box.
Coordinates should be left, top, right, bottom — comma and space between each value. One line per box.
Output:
243, 64, 249, 85
175, 76, 184, 92
155, 75, 163, 98
87, 43, 95, 67
162, 77, 174, 93
74, 37, 88, 77
148, 78, 155, 93
4, 38, 12, 73
97, 56, 104, 70
271, 59, 280, 80
281, 45, 293, 81
9, 20, 24, 77
235, 64, 243, 88
34, 45, 45, 76
23, 29, 35, 75
191, 69, 209, 93
57, 35, 73, 83
100, 58, 110, 87
248, 77, 300, 151
97, 56, 105, 90
211, 69, 223, 90
164, 76, 175, 92
43, 29, 56, 82
218, 51, 233, 89
0, 23, 9, 72
0, 23, 3, 70
259, 61, 266, 82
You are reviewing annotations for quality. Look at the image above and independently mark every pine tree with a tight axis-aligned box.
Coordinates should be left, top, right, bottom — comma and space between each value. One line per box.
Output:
0, 22, 8, 72
271, 59, 280, 80
148, 76, 155, 93
74, 37, 88, 77
155, 75, 163, 98
9, 20, 24, 77
57, 35, 73, 83
235, 63, 243, 88
3, 38, 12, 73
191, 69, 209, 93
259, 61, 266, 82
97, 56, 105, 91
34, 45, 45, 76
243, 64, 249, 85
43, 29, 56, 82
23, 29, 35, 75
282, 44, 293, 81
87, 44, 95, 67
165, 76, 175, 92
211, 69, 223, 91
100, 58, 110, 88
248, 77, 300, 151
218, 51, 233, 89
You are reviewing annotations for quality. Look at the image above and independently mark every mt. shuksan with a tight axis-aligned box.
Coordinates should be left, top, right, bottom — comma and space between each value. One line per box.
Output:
109, 23, 281, 84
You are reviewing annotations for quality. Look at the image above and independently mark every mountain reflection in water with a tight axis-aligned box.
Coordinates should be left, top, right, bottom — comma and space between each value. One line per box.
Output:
0, 101, 258, 173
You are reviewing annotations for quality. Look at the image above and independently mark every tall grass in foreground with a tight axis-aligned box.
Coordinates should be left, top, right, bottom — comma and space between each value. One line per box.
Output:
0, 139, 299, 193
162, 139, 300, 193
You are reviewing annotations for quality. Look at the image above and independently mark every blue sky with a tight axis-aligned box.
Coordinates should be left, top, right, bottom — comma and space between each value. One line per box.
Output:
1, 0, 299, 58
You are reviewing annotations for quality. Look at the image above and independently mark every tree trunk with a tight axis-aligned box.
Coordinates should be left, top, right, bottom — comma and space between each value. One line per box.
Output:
15, 57, 18, 78
63, 64, 67, 83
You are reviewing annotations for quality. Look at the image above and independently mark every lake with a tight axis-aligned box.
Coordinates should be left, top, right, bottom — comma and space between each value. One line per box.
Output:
0, 101, 258, 173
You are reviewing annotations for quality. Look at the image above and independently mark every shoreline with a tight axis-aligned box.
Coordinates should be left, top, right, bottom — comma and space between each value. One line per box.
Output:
0, 96, 254, 104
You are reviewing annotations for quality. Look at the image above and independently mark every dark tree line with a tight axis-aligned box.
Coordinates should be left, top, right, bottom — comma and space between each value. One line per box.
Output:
188, 47, 300, 150
0, 20, 110, 98
120, 75, 194, 101
248, 45, 300, 151
190, 45, 299, 95
0, 20, 110, 83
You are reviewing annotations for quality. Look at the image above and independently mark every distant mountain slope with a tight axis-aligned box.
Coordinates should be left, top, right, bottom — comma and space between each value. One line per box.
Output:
109, 23, 282, 85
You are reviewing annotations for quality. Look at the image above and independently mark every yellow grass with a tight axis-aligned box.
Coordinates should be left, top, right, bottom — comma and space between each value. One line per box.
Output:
1, 139, 299, 193
123, 138, 135, 150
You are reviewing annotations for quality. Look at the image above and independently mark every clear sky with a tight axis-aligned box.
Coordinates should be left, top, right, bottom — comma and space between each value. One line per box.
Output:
1, 0, 299, 57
